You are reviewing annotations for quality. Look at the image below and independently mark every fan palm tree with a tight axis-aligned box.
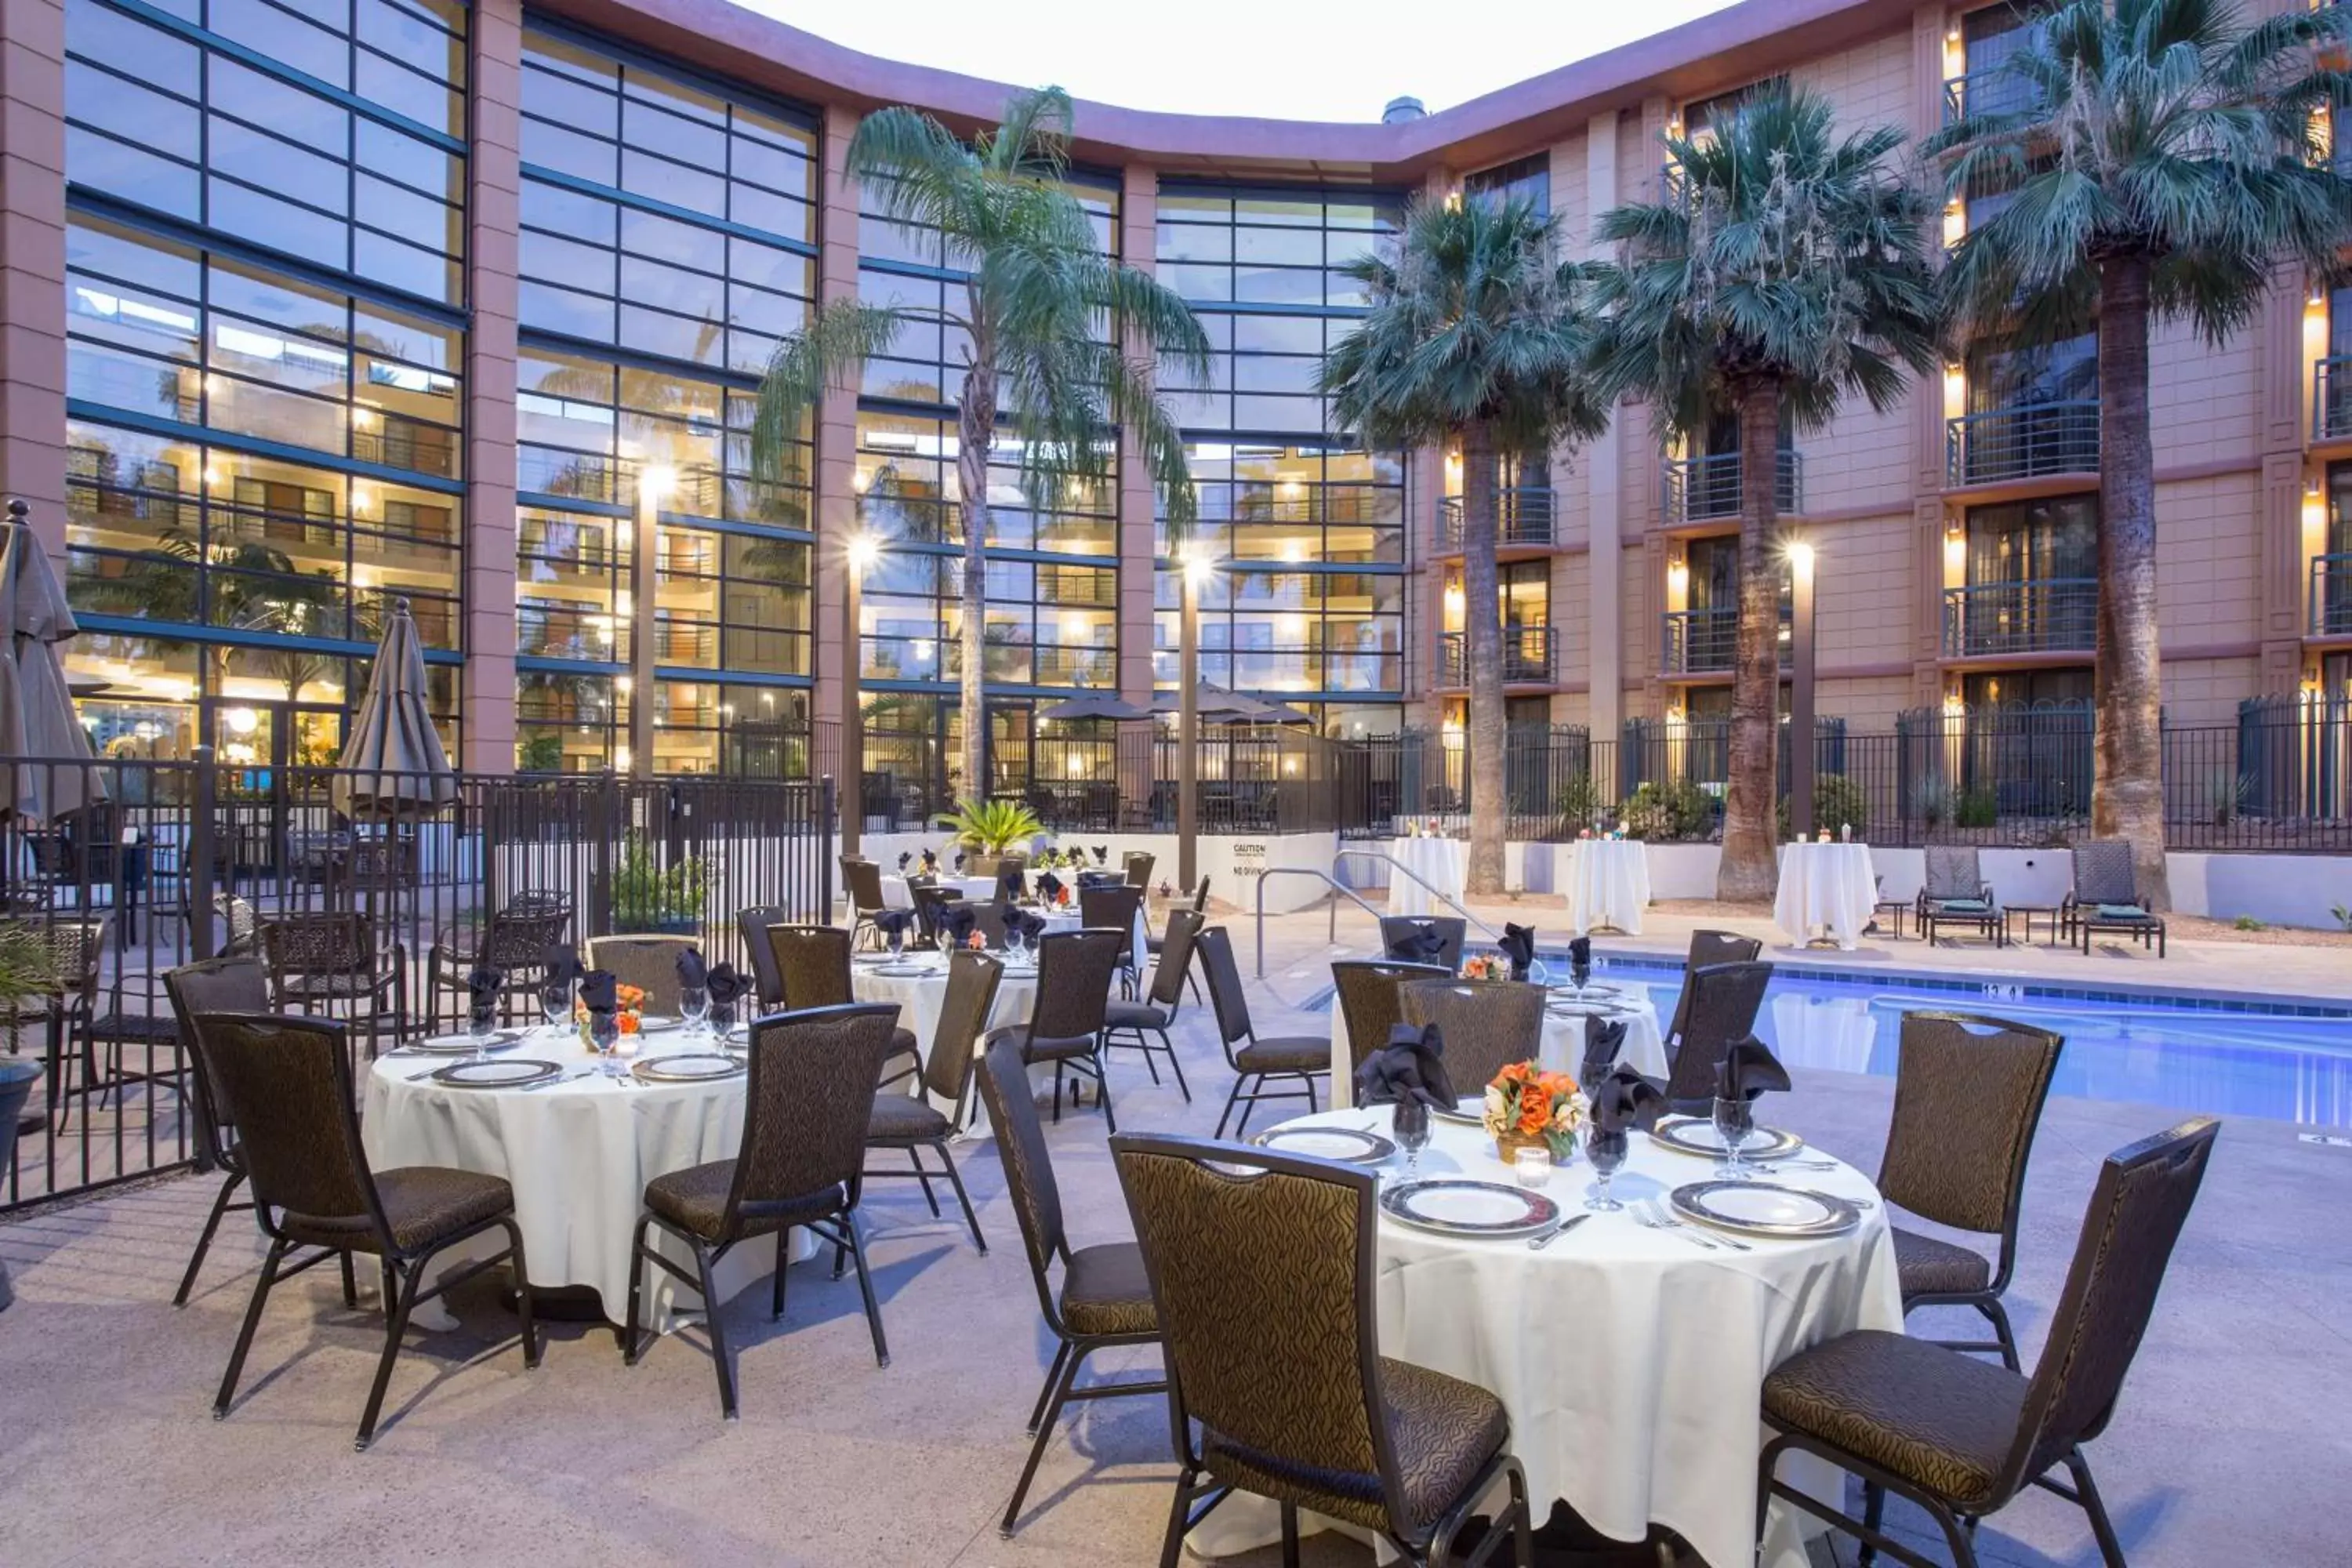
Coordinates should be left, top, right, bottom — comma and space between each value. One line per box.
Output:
77, 525, 339, 703
1590, 85, 1940, 901
1319, 194, 1610, 897
1929, 0, 2352, 908
746, 86, 1210, 796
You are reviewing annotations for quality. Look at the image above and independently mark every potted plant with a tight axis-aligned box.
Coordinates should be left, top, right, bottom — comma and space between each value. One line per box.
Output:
0, 922, 63, 1312
935, 797, 1046, 877
610, 834, 707, 935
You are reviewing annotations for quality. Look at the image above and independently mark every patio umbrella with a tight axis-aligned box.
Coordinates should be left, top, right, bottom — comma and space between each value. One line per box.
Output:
1152, 685, 1265, 724
332, 597, 456, 818
1036, 695, 1153, 722
0, 502, 107, 822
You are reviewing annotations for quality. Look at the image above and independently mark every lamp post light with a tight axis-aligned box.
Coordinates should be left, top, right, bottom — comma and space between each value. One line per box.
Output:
1178, 548, 1212, 891
627, 464, 675, 779
1786, 538, 1818, 840
842, 531, 880, 858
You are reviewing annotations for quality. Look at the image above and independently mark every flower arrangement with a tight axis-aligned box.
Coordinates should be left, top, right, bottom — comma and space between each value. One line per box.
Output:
1482, 1062, 1587, 1163
577, 983, 647, 1039
1459, 952, 1505, 981
966, 931, 986, 950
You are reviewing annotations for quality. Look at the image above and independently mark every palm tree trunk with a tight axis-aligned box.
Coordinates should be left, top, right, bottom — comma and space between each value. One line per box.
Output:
956, 357, 995, 805
2093, 256, 2169, 909
1461, 421, 1507, 898
1717, 383, 1784, 902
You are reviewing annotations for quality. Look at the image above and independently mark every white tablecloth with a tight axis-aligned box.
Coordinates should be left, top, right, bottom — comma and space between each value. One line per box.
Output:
851, 954, 1055, 1134
1329, 982, 1669, 1110
1563, 840, 1651, 935
362, 1028, 809, 1328
1386, 837, 1465, 917
1192, 1109, 1902, 1568
879, 873, 1000, 909
1772, 842, 1880, 950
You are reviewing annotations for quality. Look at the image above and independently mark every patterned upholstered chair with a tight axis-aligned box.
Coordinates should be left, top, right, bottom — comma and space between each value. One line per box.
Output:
1658, 960, 1775, 1115
1101, 908, 1204, 1100
992, 927, 1123, 1128
1112, 1131, 1534, 1568
1145, 876, 1210, 1002
1399, 977, 1547, 1095
621, 1002, 902, 1419
161, 955, 268, 1308
1330, 958, 1452, 1082
978, 1038, 1167, 1537
763, 923, 920, 1088
582, 934, 698, 1018
1916, 846, 2003, 949
1760, 1116, 2219, 1568
1121, 849, 1156, 888
262, 911, 408, 1054
1197, 924, 1330, 1139
1661, 927, 1765, 1046
189, 1011, 537, 1450
1377, 916, 1467, 970
1078, 881, 1145, 994
1877, 1012, 2064, 1370
863, 949, 1001, 1250
737, 904, 789, 1007
840, 855, 888, 950
426, 893, 572, 1034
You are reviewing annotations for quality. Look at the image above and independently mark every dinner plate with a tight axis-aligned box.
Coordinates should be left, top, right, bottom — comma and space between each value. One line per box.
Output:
1670, 1180, 1860, 1239
1649, 1117, 1806, 1161
866, 963, 939, 978
1380, 1178, 1561, 1240
408, 1029, 522, 1055
631, 1052, 745, 1083
1545, 982, 1622, 1000
1428, 1097, 1484, 1126
430, 1057, 563, 1089
1546, 999, 1632, 1018
635, 1015, 681, 1034
1252, 1124, 1396, 1165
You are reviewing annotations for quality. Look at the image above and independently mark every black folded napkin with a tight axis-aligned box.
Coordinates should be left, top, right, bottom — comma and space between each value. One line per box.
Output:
872, 908, 916, 943
998, 866, 1025, 901
1567, 935, 1592, 969
1717, 1035, 1792, 1102
578, 969, 618, 1014
1500, 923, 1537, 982
541, 942, 580, 990
920, 848, 938, 873
675, 946, 707, 989
705, 963, 746, 1007
1092, 845, 1109, 866
1385, 921, 1446, 964
937, 902, 976, 946
953, 850, 967, 871
1352, 1021, 1457, 1109
1005, 906, 1047, 942
1036, 871, 1063, 903
1582, 1015, 1628, 1071
466, 964, 504, 1026
896, 851, 912, 871
1589, 1065, 1665, 1135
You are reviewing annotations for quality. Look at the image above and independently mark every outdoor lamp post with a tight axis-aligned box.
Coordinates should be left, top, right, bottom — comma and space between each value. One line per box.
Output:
843, 531, 880, 857
1787, 538, 1818, 840
1178, 548, 1211, 891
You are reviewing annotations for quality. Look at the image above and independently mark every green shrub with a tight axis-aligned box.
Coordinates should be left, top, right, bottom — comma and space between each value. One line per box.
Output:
1618, 779, 1712, 841
1954, 786, 1998, 829
1555, 773, 1605, 831
1777, 773, 1868, 839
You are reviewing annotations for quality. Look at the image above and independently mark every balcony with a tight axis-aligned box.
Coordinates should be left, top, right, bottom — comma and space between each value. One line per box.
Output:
2314, 554, 2352, 637
2314, 358, 2352, 443
1662, 451, 1802, 524
1941, 578, 2098, 658
1659, 605, 1793, 677
1436, 488, 1557, 552
1945, 401, 2099, 488
1942, 68, 2036, 128
1439, 626, 1556, 687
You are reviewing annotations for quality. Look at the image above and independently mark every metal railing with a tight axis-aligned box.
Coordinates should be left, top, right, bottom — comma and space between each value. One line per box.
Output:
2314, 553, 2352, 637
1662, 450, 1802, 524
1659, 605, 1792, 676
1943, 67, 2037, 127
1438, 626, 1556, 686
1436, 488, 1558, 550
1250, 851, 1501, 978
2317, 358, 2352, 443
1941, 578, 2099, 658
1947, 401, 2100, 487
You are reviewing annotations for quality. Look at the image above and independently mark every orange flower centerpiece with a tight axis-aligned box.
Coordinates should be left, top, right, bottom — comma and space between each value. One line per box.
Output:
1459, 952, 1504, 982
1482, 1061, 1588, 1164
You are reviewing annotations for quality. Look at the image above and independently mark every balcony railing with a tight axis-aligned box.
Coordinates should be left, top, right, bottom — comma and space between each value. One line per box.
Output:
1437, 488, 1557, 551
2314, 357, 2352, 442
1439, 626, 1557, 687
1942, 68, 2037, 128
1941, 578, 2098, 658
2314, 553, 2352, 637
1659, 604, 1793, 677
1661, 451, 1802, 524
1945, 401, 2099, 488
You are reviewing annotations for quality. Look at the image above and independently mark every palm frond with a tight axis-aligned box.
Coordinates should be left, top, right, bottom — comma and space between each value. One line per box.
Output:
746, 300, 907, 492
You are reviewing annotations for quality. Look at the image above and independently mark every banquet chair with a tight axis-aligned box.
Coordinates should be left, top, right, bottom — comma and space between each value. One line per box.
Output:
1102, 909, 1203, 1100
1078, 882, 1145, 995
426, 893, 572, 1035
840, 855, 888, 950
863, 949, 1000, 1250
162, 956, 268, 1308
993, 927, 1124, 1128
1916, 847, 2003, 949
1111, 1131, 1534, 1568
37, 914, 111, 1126
1877, 1012, 2063, 1370
977, 1039, 1167, 1536
1658, 960, 1774, 1115
909, 884, 962, 943
1759, 1116, 2220, 1568
1330, 959, 1453, 1081
1197, 925, 1331, 1139
1378, 916, 1467, 970
1122, 849, 1156, 888
1146, 877, 1210, 1002
2061, 840, 2167, 958
190, 1012, 537, 1450
583, 934, 698, 1018
1659, 929, 1763, 1047
1399, 978, 1547, 1096
263, 912, 408, 1058
737, 905, 789, 1007
764, 923, 920, 1089
622, 1002, 901, 1419
968, 900, 1011, 950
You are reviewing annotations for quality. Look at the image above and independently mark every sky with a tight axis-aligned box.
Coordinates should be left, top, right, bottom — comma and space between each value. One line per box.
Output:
732, 0, 1742, 122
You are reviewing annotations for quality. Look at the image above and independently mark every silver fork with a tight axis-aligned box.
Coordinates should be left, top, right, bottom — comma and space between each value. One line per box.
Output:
1632, 1199, 1719, 1251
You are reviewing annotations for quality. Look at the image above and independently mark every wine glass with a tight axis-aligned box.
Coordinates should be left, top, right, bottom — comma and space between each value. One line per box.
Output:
539, 978, 571, 1042
1584, 1126, 1628, 1210
590, 1010, 621, 1077
886, 924, 906, 962
1526, 957, 1549, 987
710, 994, 739, 1047
1712, 1094, 1755, 1180
1570, 953, 1592, 996
1392, 1096, 1431, 1180
679, 984, 710, 1040
467, 1001, 499, 1064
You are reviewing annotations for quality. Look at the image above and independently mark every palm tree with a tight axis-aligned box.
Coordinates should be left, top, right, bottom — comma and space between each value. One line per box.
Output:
1590, 85, 1940, 901
747, 86, 1209, 796
1319, 195, 1610, 897
1929, 0, 2352, 908
78, 525, 339, 703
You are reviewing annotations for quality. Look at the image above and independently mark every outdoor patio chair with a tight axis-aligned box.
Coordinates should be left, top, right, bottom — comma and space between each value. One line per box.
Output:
841, 855, 888, 950
977, 1038, 1166, 1537
863, 949, 1000, 1250
161, 955, 268, 1308
190, 1011, 537, 1450
1121, 849, 1155, 888
1661, 929, 1765, 1047
1145, 876, 1210, 1002
425, 892, 571, 1034
1112, 1131, 1534, 1568
763, 923, 920, 1088
262, 912, 408, 1057
2062, 841, 2167, 957
1102, 909, 1203, 1100
1198, 924, 1330, 1138
215, 892, 260, 957
622, 1003, 900, 1419
35, 915, 112, 1127
993, 927, 1124, 1129
1659, 960, 1774, 1115
1329, 957, 1452, 1081
909, 883, 962, 943
1399, 977, 1546, 1094
1878, 1012, 2063, 1371
1078, 881, 1145, 995
1916, 846, 2003, 949
583, 933, 698, 1017
737, 905, 789, 1007
1760, 1116, 2219, 1568
1378, 916, 1466, 970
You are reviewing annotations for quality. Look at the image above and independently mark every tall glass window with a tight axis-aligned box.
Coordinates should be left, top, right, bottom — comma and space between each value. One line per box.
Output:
1465, 153, 1549, 214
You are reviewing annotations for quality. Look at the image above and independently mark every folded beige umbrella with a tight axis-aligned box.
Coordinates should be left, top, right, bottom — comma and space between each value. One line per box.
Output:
332, 597, 456, 818
0, 503, 107, 823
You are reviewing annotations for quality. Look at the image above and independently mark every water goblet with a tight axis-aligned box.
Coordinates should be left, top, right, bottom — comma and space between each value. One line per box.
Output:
887, 927, 906, 963
1392, 1096, 1431, 1181
590, 1011, 621, 1077
679, 985, 710, 1040
1570, 956, 1592, 996
467, 1004, 499, 1064
1526, 958, 1549, 987
710, 996, 739, 1047
1712, 1094, 1755, 1180
1584, 1126, 1628, 1210
539, 980, 572, 1042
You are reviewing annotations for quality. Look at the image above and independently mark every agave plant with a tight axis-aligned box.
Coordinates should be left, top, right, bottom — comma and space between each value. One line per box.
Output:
935, 797, 1046, 858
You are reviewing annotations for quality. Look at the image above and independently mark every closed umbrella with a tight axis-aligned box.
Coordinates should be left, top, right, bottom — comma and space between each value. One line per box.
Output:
332, 597, 456, 818
0, 501, 106, 823
1036, 695, 1152, 722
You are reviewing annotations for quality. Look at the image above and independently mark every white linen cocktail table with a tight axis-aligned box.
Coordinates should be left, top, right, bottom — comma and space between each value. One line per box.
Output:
1772, 841, 1879, 950
1563, 838, 1651, 935
1386, 836, 1466, 917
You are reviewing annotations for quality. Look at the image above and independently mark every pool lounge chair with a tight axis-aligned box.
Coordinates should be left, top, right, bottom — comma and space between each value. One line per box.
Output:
2062, 841, 2167, 957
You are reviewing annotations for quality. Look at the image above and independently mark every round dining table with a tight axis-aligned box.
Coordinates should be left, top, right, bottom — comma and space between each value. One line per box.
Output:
1563, 838, 1651, 935
1327, 981, 1671, 1111
1189, 1105, 1902, 1568
850, 950, 1054, 1134
1385, 835, 1466, 917
1772, 841, 1880, 950
879, 873, 1000, 909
